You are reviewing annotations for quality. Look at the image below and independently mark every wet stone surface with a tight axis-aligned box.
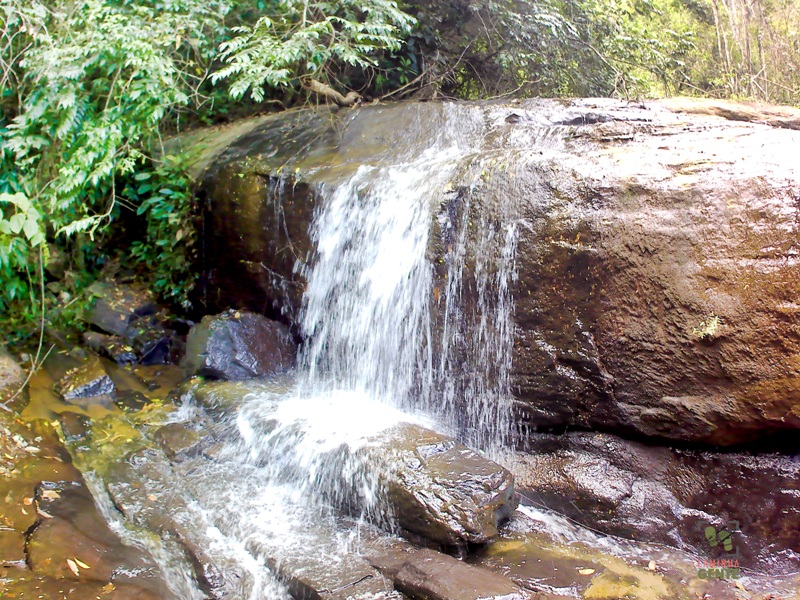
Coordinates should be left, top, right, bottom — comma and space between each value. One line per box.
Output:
509, 431, 800, 574
56, 357, 116, 402
183, 309, 296, 381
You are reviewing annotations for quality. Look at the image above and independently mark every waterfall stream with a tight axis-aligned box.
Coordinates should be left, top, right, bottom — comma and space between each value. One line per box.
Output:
26, 101, 800, 600
125, 109, 528, 597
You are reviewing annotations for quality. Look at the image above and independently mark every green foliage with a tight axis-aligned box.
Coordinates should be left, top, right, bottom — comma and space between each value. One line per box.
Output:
0, 0, 419, 346
122, 155, 198, 307
0, 193, 45, 310
213, 0, 415, 101
0, 0, 231, 342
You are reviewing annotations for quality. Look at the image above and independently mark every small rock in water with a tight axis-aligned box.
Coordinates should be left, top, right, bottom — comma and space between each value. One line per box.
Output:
56, 357, 115, 401
153, 423, 204, 459
57, 411, 92, 443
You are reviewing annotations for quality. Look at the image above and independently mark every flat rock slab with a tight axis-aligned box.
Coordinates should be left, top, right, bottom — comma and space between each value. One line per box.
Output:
366, 543, 530, 600
27, 480, 168, 597
245, 525, 401, 600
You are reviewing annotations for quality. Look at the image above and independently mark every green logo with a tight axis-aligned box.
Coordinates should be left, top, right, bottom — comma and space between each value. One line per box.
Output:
696, 521, 741, 580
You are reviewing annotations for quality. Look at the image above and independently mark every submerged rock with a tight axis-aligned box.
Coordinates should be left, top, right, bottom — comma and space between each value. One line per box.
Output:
153, 423, 204, 459
183, 310, 295, 380
56, 356, 115, 401
57, 411, 92, 443
197, 98, 800, 446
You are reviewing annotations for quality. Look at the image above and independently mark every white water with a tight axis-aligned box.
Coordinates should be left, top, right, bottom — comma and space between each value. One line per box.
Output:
94, 104, 532, 598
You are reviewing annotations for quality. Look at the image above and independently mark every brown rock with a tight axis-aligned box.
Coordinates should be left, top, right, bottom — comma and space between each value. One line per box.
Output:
26, 481, 170, 597
0, 347, 26, 411
371, 546, 530, 600
195, 99, 800, 446
376, 424, 518, 546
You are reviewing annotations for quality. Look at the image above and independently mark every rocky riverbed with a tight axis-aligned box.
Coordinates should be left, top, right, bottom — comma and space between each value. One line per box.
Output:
2, 97, 800, 599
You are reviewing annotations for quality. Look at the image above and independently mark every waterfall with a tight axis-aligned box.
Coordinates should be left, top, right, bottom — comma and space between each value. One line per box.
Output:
96, 104, 528, 599
289, 107, 523, 453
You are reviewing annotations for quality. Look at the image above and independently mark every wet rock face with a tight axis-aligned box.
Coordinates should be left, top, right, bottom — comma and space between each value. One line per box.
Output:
197, 98, 800, 446
510, 431, 800, 573
183, 309, 296, 380
377, 424, 518, 546
56, 356, 115, 402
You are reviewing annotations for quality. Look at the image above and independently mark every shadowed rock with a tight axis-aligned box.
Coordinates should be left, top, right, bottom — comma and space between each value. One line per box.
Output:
87, 281, 157, 337
184, 310, 295, 380
510, 431, 800, 573
0, 348, 26, 411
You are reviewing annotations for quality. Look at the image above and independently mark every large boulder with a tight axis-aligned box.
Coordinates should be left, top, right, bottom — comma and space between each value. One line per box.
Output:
376, 423, 517, 546
183, 310, 295, 380
197, 98, 800, 447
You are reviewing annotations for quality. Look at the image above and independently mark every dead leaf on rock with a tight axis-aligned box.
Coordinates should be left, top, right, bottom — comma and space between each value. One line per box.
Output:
578, 568, 596, 575
66, 557, 80, 577
41, 489, 60, 501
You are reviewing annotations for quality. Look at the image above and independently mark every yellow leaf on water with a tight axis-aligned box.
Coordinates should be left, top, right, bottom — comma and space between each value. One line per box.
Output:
66, 558, 80, 577
578, 568, 596, 575
102, 582, 116, 594
74, 558, 91, 569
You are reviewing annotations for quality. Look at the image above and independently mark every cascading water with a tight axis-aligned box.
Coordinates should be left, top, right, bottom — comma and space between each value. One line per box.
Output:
34, 101, 800, 600
75, 105, 531, 599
